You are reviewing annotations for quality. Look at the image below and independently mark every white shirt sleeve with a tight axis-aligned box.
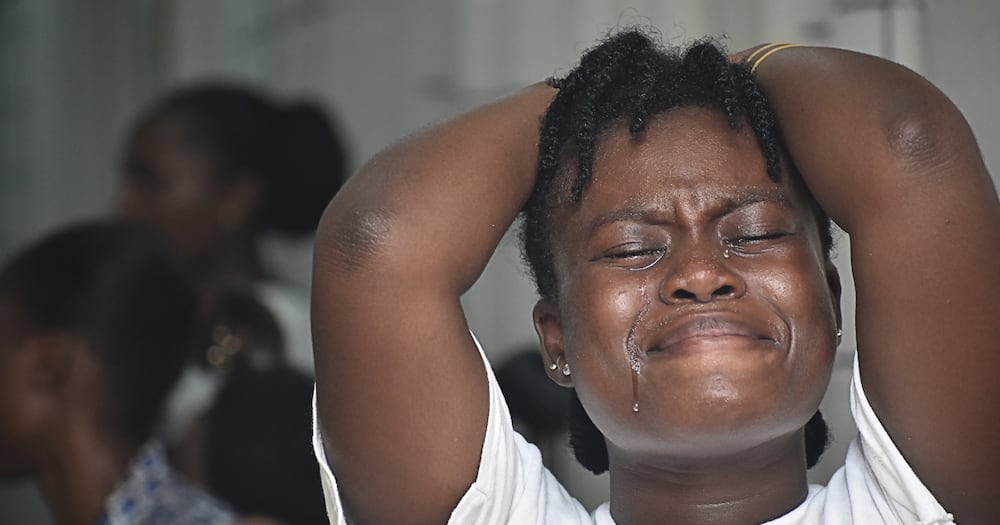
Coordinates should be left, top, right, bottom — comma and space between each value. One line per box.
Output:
774, 354, 955, 524
845, 354, 954, 524
312, 333, 592, 525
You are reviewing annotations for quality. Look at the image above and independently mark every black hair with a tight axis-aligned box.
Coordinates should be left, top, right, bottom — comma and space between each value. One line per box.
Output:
496, 348, 571, 439
143, 83, 348, 236
519, 30, 833, 474
0, 220, 194, 445
205, 363, 327, 524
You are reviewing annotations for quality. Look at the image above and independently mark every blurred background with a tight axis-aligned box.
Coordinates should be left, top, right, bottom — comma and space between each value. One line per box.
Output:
1, 0, 997, 522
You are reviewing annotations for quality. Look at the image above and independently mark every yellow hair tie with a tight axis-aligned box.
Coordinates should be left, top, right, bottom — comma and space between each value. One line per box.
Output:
750, 43, 805, 74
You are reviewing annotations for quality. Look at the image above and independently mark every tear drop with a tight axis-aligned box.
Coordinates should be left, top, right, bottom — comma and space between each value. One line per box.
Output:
631, 367, 640, 413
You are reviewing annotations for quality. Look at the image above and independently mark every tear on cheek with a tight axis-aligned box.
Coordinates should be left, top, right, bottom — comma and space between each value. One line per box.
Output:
625, 284, 651, 412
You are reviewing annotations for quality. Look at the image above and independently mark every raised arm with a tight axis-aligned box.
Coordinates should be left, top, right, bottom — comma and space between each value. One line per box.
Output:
752, 47, 1000, 523
311, 85, 554, 525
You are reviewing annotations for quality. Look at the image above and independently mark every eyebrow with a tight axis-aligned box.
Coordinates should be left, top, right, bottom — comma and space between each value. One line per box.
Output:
718, 189, 796, 216
587, 188, 796, 235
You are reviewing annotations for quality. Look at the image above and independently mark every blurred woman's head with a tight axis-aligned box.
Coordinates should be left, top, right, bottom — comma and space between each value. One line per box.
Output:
120, 83, 347, 280
0, 220, 193, 476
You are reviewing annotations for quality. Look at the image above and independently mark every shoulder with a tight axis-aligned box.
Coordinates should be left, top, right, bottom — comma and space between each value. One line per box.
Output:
770, 357, 955, 524
105, 443, 237, 525
313, 333, 594, 525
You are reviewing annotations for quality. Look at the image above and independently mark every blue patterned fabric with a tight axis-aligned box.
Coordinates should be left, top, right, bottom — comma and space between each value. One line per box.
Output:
97, 442, 236, 525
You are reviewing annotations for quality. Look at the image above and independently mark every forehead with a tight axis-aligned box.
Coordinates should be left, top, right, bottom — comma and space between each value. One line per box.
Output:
543, 108, 819, 253
557, 108, 813, 225
591, 108, 777, 201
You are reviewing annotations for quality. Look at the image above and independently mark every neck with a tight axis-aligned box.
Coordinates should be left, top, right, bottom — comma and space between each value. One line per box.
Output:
194, 233, 270, 291
36, 426, 139, 525
607, 432, 809, 525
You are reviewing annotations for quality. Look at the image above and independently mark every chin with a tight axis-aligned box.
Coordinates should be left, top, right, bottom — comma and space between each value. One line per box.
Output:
0, 462, 34, 481
644, 392, 811, 450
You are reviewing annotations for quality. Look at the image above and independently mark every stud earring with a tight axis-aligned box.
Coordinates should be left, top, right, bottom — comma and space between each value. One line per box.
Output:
836, 328, 843, 345
548, 362, 558, 371
562, 363, 571, 376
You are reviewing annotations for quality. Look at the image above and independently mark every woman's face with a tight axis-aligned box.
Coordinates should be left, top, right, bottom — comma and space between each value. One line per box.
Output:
537, 108, 839, 465
119, 114, 250, 262
0, 301, 44, 478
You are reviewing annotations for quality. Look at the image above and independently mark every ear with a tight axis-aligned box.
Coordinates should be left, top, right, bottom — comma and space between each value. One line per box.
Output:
532, 299, 573, 388
824, 260, 843, 333
24, 333, 80, 395
216, 177, 261, 232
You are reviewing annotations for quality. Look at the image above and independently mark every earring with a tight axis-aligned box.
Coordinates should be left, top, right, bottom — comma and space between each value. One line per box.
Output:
562, 363, 571, 376
836, 328, 843, 345
548, 362, 558, 371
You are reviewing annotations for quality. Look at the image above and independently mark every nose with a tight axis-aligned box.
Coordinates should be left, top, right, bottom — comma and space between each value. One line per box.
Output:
659, 242, 745, 304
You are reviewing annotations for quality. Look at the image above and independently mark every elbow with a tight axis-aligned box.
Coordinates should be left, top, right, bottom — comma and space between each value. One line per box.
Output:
885, 112, 948, 167
882, 86, 975, 177
315, 203, 395, 275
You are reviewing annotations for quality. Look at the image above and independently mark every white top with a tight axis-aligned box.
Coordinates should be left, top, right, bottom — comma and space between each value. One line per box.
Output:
312, 336, 955, 524
255, 281, 314, 374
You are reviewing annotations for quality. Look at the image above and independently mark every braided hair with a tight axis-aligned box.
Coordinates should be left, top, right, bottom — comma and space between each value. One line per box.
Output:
519, 29, 833, 475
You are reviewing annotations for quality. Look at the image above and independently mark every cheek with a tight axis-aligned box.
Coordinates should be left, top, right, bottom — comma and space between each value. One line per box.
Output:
558, 270, 651, 419
750, 247, 836, 324
750, 254, 838, 386
560, 269, 648, 359
0, 366, 44, 476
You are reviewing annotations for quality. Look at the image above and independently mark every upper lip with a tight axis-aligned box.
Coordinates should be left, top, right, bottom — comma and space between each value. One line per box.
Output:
645, 312, 776, 353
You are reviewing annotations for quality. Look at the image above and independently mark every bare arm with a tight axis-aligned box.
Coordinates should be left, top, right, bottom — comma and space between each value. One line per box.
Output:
753, 47, 1000, 523
311, 84, 554, 525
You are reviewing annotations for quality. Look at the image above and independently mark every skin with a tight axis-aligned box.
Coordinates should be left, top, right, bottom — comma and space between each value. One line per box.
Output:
534, 110, 839, 524
0, 301, 139, 525
312, 46, 1000, 525
120, 113, 265, 290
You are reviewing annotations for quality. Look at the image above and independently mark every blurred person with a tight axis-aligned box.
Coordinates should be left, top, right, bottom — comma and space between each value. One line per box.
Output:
177, 288, 327, 524
119, 82, 348, 373
205, 360, 327, 524
0, 220, 235, 525
118, 83, 348, 455
495, 348, 571, 443
310, 30, 1000, 525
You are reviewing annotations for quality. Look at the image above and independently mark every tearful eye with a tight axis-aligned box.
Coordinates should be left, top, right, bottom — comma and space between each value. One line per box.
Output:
606, 247, 667, 271
723, 232, 791, 253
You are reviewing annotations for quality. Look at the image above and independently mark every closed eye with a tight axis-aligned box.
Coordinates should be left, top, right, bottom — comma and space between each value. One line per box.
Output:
724, 232, 792, 255
726, 232, 789, 246
605, 247, 666, 271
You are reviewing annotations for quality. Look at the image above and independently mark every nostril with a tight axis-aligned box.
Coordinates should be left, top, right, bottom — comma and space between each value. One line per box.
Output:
672, 289, 696, 301
714, 285, 735, 297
